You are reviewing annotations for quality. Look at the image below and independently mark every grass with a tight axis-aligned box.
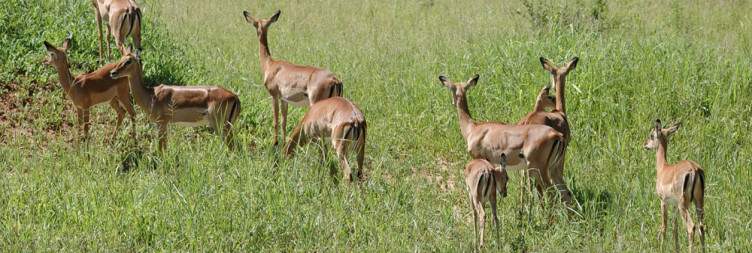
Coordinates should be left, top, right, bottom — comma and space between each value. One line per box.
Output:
1, 0, 751, 251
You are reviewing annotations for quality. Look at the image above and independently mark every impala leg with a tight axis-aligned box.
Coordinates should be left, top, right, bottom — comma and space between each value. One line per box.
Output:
105, 24, 112, 60
109, 99, 126, 142
132, 12, 142, 51
76, 108, 85, 142
271, 96, 279, 146
280, 100, 288, 146
476, 202, 486, 248
673, 209, 680, 253
332, 126, 352, 182
94, 8, 104, 63
550, 157, 573, 206
491, 193, 500, 248
284, 123, 308, 157
470, 194, 479, 251
82, 108, 91, 142
679, 203, 695, 253
117, 94, 137, 140
659, 200, 667, 243
158, 122, 168, 152
693, 179, 706, 253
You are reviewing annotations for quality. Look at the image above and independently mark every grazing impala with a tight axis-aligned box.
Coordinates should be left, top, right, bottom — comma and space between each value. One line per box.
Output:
644, 120, 706, 253
109, 49, 241, 151
517, 57, 578, 205
285, 97, 366, 182
439, 74, 564, 201
465, 155, 509, 249
43, 33, 136, 141
243, 10, 343, 146
92, 0, 142, 62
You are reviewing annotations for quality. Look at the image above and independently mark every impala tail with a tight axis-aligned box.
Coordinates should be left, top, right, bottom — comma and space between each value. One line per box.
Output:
331, 78, 344, 98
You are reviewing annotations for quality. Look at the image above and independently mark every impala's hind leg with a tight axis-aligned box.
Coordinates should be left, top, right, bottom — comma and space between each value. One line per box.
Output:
109, 99, 126, 142
331, 125, 352, 182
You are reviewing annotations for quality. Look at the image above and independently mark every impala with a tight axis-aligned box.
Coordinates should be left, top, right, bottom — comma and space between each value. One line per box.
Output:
517, 57, 578, 205
43, 33, 136, 142
439, 74, 564, 201
465, 155, 509, 249
285, 97, 366, 182
644, 120, 706, 253
92, 0, 142, 62
109, 49, 241, 151
243, 10, 343, 146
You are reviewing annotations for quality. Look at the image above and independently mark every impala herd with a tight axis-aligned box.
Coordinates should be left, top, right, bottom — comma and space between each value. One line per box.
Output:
40, 2, 707, 251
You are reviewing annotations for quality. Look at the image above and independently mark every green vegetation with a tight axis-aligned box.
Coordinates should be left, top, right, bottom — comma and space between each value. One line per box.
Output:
2, 0, 751, 251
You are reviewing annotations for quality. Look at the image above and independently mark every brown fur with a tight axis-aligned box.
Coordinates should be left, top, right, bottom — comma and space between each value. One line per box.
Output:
517, 57, 578, 206
440, 74, 565, 202
110, 50, 241, 151
285, 97, 366, 182
43, 35, 136, 142
243, 10, 343, 146
92, 0, 142, 62
465, 157, 509, 249
644, 120, 706, 253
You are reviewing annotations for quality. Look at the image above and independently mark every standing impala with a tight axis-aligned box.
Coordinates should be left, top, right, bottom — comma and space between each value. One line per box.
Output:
243, 10, 343, 146
644, 120, 706, 253
43, 33, 136, 142
92, 0, 142, 62
109, 49, 241, 151
517, 57, 578, 206
464, 155, 509, 249
439, 74, 564, 201
285, 97, 366, 182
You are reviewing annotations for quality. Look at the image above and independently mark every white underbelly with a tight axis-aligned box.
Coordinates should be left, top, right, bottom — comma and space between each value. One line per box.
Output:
171, 107, 210, 127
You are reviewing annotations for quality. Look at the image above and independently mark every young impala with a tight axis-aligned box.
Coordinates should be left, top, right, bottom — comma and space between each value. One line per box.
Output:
517, 57, 578, 206
92, 0, 142, 62
465, 155, 509, 249
285, 97, 366, 182
644, 120, 706, 253
243, 10, 343, 146
109, 49, 241, 151
439, 74, 564, 202
43, 33, 136, 142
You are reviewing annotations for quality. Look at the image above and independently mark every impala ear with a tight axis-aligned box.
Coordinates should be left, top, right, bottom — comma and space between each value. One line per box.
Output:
465, 74, 479, 89
438, 75, 452, 89
43, 41, 55, 51
540, 57, 556, 73
665, 122, 681, 135
243, 11, 258, 26
654, 119, 662, 132
563, 57, 579, 74
269, 10, 281, 23
62, 32, 73, 52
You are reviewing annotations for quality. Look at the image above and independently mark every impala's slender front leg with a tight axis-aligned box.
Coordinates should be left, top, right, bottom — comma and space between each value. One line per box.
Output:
285, 124, 308, 157
271, 96, 280, 146
158, 122, 168, 152
673, 211, 680, 252
109, 99, 126, 141
82, 108, 91, 141
280, 100, 288, 144
491, 195, 500, 248
116, 94, 137, 139
660, 200, 667, 242
94, 7, 105, 63
76, 108, 85, 141
105, 24, 112, 60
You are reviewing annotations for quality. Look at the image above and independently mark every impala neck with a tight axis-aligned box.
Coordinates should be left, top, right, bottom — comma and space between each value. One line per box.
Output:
533, 98, 547, 112
553, 75, 566, 113
258, 31, 272, 72
656, 138, 668, 169
455, 95, 475, 140
127, 64, 154, 112
53, 63, 74, 95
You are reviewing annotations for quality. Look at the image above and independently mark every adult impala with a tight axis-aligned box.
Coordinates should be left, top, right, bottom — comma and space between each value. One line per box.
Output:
92, 0, 142, 62
518, 57, 578, 206
464, 155, 509, 249
43, 33, 136, 142
644, 120, 706, 253
439, 74, 564, 201
243, 10, 343, 146
284, 97, 366, 182
109, 49, 241, 151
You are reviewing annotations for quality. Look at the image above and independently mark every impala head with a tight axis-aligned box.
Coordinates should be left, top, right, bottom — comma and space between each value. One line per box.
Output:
540, 56, 579, 77
535, 85, 556, 110
438, 74, 480, 106
42, 32, 73, 67
243, 10, 281, 36
644, 119, 681, 150
109, 47, 141, 79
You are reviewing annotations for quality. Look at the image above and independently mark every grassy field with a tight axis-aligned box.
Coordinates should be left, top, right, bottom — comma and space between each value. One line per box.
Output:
2, 0, 751, 251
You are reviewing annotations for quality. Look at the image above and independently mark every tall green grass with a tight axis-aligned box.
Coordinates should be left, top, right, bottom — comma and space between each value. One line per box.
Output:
1, 0, 751, 251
